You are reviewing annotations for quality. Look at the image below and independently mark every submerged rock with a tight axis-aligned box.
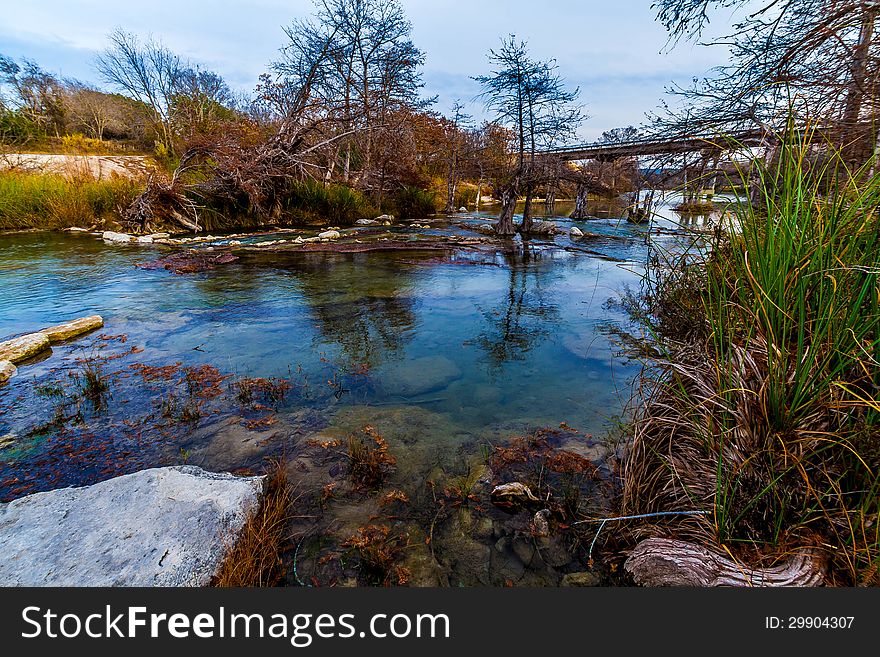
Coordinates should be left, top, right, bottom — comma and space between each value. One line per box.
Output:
0, 466, 265, 586
102, 230, 135, 243
532, 509, 551, 537
561, 571, 602, 587
490, 482, 540, 508
529, 221, 558, 235
38, 315, 104, 343
0, 332, 51, 364
382, 355, 462, 397
0, 360, 16, 386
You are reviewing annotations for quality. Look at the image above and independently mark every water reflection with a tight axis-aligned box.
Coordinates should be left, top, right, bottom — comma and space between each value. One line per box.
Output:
472, 248, 560, 370
262, 251, 422, 368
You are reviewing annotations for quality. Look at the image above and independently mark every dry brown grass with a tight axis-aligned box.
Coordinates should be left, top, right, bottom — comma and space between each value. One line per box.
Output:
213, 460, 292, 588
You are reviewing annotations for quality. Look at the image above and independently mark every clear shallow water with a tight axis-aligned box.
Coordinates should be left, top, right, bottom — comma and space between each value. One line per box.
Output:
0, 193, 712, 500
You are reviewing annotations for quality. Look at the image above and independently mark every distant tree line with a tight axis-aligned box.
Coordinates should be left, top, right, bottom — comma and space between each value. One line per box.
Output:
2, 0, 645, 235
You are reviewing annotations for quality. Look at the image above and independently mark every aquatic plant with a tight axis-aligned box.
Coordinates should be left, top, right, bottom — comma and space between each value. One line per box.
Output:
75, 359, 110, 411
345, 425, 397, 490
621, 129, 880, 585
233, 376, 292, 408
342, 524, 410, 586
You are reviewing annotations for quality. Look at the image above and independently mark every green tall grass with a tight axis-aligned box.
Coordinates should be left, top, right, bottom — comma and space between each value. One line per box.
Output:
0, 171, 142, 230
391, 186, 438, 219
623, 129, 880, 585
281, 179, 377, 226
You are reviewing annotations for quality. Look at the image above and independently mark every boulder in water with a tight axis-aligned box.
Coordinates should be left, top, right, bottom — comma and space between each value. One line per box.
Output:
0, 333, 51, 364
0, 466, 265, 586
382, 355, 462, 397
0, 360, 16, 386
39, 315, 104, 343
102, 231, 135, 243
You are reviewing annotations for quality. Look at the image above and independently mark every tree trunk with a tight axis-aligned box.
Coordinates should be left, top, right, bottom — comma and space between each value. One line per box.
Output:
841, 6, 877, 171
625, 538, 826, 587
495, 187, 518, 236
475, 176, 483, 211
570, 184, 590, 219
445, 159, 457, 214
521, 185, 534, 233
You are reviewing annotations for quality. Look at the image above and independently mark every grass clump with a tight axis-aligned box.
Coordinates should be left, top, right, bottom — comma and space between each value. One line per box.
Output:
213, 460, 292, 587
0, 170, 142, 230
76, 359, 109, 410
621, 129, 880, 585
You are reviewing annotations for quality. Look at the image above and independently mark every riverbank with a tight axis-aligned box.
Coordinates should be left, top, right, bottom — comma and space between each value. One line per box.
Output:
617, 140, 880, 586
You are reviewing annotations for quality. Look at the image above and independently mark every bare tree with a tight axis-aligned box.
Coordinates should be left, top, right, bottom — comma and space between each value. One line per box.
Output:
95, 30, 184, 152
652, 1, 880, 170
474, 36, 585, 235
444, 100, 470, 213
276, 0, 430, 191
0, 54, 66, 136
63, 83, 126, 140
170, 67, 236, 139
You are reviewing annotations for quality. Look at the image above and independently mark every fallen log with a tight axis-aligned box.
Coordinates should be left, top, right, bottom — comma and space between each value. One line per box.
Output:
625, 537, 826, 587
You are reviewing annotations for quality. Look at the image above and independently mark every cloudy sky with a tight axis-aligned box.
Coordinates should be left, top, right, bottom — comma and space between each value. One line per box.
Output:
0, 0, 739, 140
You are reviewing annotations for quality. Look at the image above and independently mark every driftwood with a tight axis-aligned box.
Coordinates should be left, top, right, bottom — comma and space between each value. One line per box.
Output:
625, 538, 826, 587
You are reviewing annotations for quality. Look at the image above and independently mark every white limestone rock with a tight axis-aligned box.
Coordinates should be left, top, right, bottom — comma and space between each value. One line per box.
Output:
0, 466, 266, 587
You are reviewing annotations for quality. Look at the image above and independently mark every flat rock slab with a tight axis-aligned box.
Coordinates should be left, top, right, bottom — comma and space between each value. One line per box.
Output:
39, 315, 104, 343
0, 332, 51, 364
0, 360, 16, 386
0, 466, 265, 587
382, 355, 462, 397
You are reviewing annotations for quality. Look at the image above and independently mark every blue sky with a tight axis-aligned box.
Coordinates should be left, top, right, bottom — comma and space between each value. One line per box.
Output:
0, 0, 737, 140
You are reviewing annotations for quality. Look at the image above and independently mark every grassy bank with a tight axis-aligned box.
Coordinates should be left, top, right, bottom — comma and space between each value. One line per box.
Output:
0, 165, 441, 234
0, 171, 143, 231
621, 135, 880, 585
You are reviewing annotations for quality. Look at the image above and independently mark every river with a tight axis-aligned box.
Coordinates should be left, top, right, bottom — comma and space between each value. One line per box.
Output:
0, 192, 722, 585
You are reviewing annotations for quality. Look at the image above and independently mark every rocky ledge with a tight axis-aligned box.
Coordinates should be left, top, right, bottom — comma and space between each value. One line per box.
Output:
0, 315, 104, 385
0, 466, 265, 586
